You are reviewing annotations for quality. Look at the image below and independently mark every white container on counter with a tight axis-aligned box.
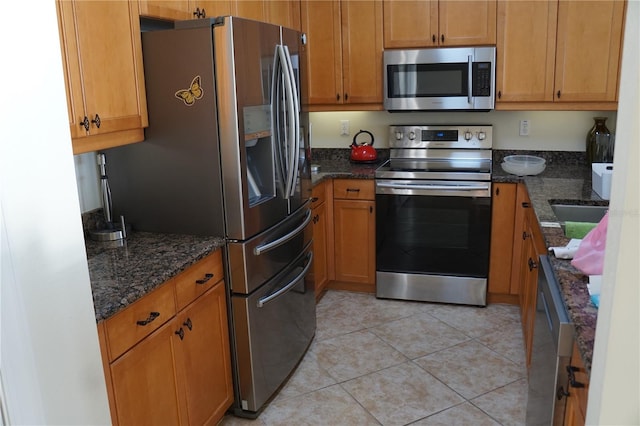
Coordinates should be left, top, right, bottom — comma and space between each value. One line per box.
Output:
592, 163, 613, 199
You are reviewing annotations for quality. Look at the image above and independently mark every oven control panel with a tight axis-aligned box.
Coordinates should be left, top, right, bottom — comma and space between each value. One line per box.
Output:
389, 125, 492, 149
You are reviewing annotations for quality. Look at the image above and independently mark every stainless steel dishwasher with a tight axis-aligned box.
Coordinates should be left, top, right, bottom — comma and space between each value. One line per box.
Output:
526, 255, 574, 425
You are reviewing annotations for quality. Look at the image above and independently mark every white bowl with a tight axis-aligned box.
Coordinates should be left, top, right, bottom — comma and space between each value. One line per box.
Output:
501, 155, 546, 176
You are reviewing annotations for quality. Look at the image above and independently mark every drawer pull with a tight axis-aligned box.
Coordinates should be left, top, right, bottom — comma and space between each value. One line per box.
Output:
346, 188, 360, 193
528, 258, 538, 271
567, 365, 585, 388
523, 231, 530, 240
175, 327, 185, 340
136, 311, 160, 326
183, 318, 193, 331
311, 197, 319, 203
196, 273, 214, 285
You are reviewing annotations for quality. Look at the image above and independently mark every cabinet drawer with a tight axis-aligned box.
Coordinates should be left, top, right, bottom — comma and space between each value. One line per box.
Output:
333, 179, 374, 200
311, 181, 327, 206
105, 281, 176, 361
175, 250, 225, 311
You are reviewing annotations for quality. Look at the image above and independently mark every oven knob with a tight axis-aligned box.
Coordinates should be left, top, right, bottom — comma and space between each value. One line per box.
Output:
478, 131, 486, 140
408, 131, 416, 140
395, 131, 404, 140
464, 131, 473, 141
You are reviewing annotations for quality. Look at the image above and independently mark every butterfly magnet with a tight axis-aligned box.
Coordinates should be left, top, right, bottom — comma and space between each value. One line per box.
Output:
175, 75, 203, 106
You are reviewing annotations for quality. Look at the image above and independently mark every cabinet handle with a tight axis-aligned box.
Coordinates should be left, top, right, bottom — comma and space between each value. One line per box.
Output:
498, 90, 502, 99
528, 257, 537, 271
336, 93, 340, 101
567, 365, 585, 388
441, 34, 445, 43
522, 202, 531, 208
557, 90, 561, 99
193, 7, 200, 17
136, 311, 160, 326
557, 385, 570, 400
345, 93, 348, 101
432, 34, 436, 43
311, 197, 319, 203
195, 273, 214, 285
495, 187, 500, 196
523, 231, 530, 240
91, 114, 101, 128
80, 116, 90, 131
183, 318, 193, 331
201, 8, 206, 18
346, 188, 360, 193
175, 327, 185, 340
370, 206, 373, 213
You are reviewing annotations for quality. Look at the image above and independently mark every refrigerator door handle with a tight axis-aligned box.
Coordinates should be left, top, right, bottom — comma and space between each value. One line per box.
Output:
277, 45, 297, 199
282, 45, 300, 198
271, 46, 287, 195
257, 251, 313, 308
253, 208, 312, 256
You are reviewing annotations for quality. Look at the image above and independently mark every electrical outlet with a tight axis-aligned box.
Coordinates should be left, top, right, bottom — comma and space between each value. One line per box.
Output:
519, 120, 530, 136
340, 120, 350, 136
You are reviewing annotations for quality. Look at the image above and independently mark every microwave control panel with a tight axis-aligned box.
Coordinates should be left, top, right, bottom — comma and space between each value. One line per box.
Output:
472, 62, 492, 97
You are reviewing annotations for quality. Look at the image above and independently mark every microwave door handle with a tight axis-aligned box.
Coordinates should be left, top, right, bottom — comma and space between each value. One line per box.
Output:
257, 251, 313, 308
467, 55, 473, 104
283, 45, 300, 197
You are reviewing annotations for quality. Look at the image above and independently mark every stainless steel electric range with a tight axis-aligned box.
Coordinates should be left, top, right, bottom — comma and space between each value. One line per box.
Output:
375, 125, 493, 306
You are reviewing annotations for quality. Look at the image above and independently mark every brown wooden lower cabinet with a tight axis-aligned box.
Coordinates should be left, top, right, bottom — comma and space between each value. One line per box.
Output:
311, 180, 333, 301
331, 179, 376, 292
488, 182, 518, 303
564, 342, 590, 426
98, 250, 233, 426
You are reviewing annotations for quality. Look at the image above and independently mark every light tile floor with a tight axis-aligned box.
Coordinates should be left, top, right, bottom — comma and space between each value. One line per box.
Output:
221, 290, 528, 426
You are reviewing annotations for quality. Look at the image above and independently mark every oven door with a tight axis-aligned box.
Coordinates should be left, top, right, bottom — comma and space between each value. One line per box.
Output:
375, 179, 491, 304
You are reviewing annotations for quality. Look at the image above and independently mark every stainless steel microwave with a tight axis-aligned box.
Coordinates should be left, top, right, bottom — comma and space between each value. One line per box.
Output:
384, 46, 496, 111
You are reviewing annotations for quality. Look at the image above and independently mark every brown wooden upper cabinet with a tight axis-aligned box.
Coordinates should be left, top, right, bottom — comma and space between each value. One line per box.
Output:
57, 0, 148, 155
383, 0, 496, 48
301, 0, 383, 108
138, 1, 300, 30
496, 0, 625, 110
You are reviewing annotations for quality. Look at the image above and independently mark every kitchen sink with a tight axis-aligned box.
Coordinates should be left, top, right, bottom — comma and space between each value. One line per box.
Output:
550, 204, 608, 224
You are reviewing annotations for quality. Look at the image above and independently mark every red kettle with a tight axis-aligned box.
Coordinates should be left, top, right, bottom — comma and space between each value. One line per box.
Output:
350, 129, 378, 163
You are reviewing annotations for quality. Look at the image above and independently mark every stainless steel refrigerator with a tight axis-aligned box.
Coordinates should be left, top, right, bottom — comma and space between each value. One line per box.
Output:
105, 16, 315, 417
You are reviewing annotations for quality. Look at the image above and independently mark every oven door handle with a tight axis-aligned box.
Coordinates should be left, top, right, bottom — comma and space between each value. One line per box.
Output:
376, 182, 490, 191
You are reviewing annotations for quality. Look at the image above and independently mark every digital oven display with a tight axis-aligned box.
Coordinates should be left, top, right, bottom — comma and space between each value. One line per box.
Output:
421, 130, 458, 141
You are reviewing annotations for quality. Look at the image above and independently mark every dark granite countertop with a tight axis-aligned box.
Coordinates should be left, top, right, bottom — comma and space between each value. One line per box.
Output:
85, 232, 225, 322
313, 148, 604, 372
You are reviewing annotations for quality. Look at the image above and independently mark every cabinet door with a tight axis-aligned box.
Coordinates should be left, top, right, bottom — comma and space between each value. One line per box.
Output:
341, 0, 384, 104
232, 0, 265, 21
496, 0, 557, 103
57, 1, 148, 152
510, 184, 532, 299
312, 200, 329, 300
174, 282, 233, 426
383, 0, 438, 48
193, 1, 233, 18
301, 0, 343, 105
438, 0, 497, 46
138, 0, 191, 20
334, 199, 375, 285
488, 183, 517, 298
110, 321, 185, 426
554, 0, 625, 102
265, 0, 301, 30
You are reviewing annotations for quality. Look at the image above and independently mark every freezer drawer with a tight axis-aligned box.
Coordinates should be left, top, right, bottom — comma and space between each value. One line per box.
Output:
227, 205, 312, 294
231, 241, 315, 414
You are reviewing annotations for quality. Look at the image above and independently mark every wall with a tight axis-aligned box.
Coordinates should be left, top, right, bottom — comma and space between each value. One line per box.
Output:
309, 110, 617, 151
0, 1, 111, 424
587, 1, 639, 424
